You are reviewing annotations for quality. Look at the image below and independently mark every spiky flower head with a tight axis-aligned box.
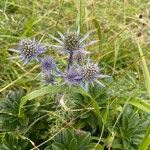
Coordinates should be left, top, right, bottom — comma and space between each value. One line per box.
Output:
64, 32, 80, 51
9, 39, 47, 65
20, 39, 46, 63
81, 63, 99, 82
50, 29, 98, 54
41, 56, 56, 74
64, 67, 82, 85
80, 62, 110, 91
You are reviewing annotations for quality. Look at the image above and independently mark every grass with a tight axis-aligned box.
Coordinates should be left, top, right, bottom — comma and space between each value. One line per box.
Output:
0, 0, 150, 150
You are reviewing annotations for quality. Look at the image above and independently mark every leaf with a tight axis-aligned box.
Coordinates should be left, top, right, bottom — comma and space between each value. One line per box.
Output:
92, 19, 102, 51
44, 146, 52, 150
129, 99, 150, 113
138, 126, 150, 150
76, 11, 80, 30
103, 102, 109, 124
78, 132, 91, 148
83, 145, 95, 150
95, 144, 103, 150
0, 144, 11, 150
18, 86, 62, 117
77, 87, 102, 131
52, 142, 66, 150
62, 128, 74, 147
137, 41, 150, 98
69, 138, 78, 150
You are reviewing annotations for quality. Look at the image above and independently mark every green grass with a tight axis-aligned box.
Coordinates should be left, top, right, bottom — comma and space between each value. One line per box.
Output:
0, 0, 150, 150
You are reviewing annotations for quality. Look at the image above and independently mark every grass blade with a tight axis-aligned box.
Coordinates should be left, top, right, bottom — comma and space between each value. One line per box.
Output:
137, 41, 150, 98
138, 126, 150, 150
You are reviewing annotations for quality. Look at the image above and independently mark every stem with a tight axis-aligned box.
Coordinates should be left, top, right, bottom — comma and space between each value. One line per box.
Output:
67, 51, 73, 70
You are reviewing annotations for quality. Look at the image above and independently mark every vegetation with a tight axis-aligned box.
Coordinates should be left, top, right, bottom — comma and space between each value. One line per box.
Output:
0, 0, 150, 150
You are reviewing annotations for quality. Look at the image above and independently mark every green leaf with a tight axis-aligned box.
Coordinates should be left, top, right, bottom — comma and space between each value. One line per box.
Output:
62, 128, 74, 147
44, 146, 52, 150
76, 11, 80, 29
83, 145, 95, 150
77, 87, 102, 131
52, 142, 66, 150
129, 99, 150, 113
92, 19, 102, 51
137, 41, 150, 98
78, 132, 91, 148
95, 144, 103, 150
18, 85, 61, 116
0, 144, 11, 150
103, 102, 109, 124
138, 126, 150, 150
69, 138, 78, 150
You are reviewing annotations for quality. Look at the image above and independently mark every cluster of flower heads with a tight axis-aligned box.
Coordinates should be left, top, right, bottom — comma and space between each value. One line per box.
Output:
9, 28, 109, 91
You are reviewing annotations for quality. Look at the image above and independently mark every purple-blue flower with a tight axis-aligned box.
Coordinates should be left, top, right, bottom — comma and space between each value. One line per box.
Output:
41, 56, 56, 74
9, 39, 47, 65
80, 62, 109, 91
49, 28, 98, 55
64, 67, 82, 86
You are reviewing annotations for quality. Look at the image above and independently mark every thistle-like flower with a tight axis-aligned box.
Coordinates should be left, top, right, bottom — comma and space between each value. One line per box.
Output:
81, 62, 109, 91
41, 56, 56, 74
49, 28, 98, 54
64, 32, 80, 51
9, 39, 47, 65
64, 67, 82, 86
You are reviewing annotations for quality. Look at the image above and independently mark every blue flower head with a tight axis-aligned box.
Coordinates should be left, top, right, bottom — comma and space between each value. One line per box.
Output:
9, 39, 47, 65
81, 62, 109, 91
49, 28, 98, 54
64, 67, 82, 86
41, 56, 56, 74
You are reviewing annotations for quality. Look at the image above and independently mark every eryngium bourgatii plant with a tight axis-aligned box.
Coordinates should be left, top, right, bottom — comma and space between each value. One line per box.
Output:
9, 27, 110, 91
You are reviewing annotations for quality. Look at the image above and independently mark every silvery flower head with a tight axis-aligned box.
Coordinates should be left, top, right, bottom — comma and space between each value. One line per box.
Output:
41, 56, 56, 74
64, 67, 82, 86
9, 39, 47, 65
81, 62, 109, 91
49, 27, 98, 54
81, 62, 99, 82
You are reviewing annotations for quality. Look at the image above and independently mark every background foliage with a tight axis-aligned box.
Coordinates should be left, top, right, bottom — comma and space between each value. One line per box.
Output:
0, 0, 150, 150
